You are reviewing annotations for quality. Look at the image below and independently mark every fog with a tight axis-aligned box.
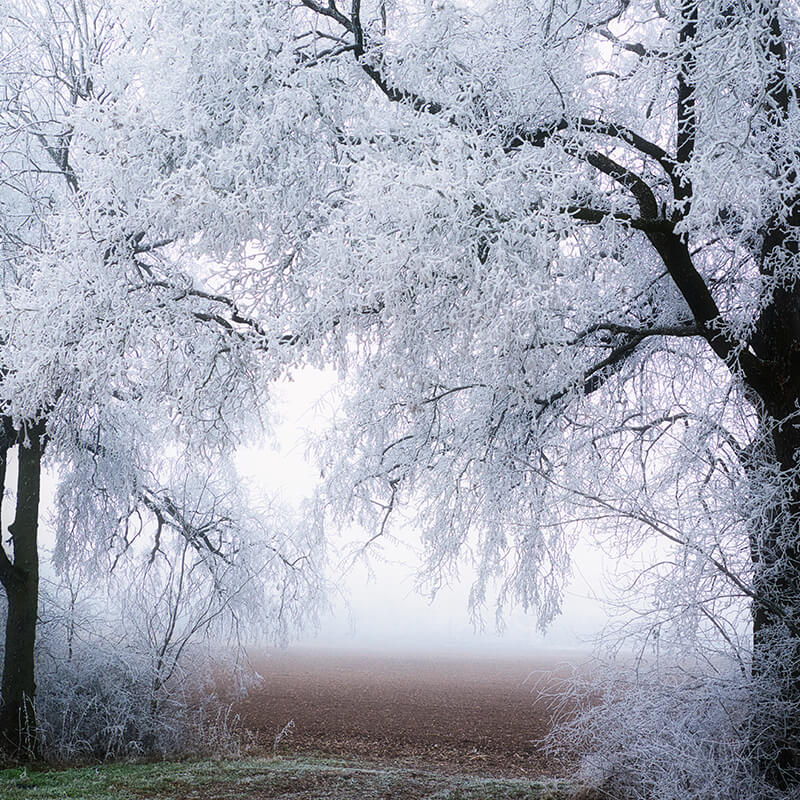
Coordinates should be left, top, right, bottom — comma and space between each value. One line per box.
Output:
25, 365, 609, 657
238, 369, 610, 655
23, 364, 610, 656
293, 553, 608, 654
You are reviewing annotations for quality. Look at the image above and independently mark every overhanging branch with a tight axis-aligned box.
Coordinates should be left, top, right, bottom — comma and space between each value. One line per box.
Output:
534, 323, 701, 410
296, 0, 764, 391
566, 206, 673, 233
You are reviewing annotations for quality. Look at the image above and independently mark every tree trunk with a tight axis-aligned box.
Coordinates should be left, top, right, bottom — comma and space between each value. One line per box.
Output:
0, 431, 43, 759
749, 412, 800, 791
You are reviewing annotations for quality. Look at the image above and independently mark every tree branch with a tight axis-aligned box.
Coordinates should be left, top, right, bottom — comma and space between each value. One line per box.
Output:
566, 205, 673, 233
758, 0, 790, 125
578, 150, 659, 219
594, 26, 666, 59
297, 0, 762, 390
573, 119, 679, 195
298, 0, 353, 32
534, 324, 699, 410
565, 322, 700, 347
131, 279, 299, 348
299, 0, 444, 113
131, 238, 174, 255
675, 0, 697, 214
300, 3, 683, 210
644, 231, 763, 385
529, 466, 789, 625
140, 490, 235, 565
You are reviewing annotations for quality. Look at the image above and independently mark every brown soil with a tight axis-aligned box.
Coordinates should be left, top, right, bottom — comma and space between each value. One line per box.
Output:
236, 647, 580, 779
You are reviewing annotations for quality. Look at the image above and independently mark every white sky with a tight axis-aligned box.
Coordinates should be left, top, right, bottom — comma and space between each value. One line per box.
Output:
237, 368, 610, 654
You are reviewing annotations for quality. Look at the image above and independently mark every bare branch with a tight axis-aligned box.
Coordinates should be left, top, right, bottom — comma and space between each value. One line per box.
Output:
594, 26, 665, 59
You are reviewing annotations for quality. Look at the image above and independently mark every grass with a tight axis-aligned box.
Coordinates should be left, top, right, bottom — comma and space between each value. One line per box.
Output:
0, 755, 572, 799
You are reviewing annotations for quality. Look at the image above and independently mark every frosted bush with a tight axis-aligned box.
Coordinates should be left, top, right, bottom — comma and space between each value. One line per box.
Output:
552, 660, 796, 800
32, 620, 255, 763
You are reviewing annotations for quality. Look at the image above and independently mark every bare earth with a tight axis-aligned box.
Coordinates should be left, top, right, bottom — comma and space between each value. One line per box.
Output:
237, 647, 579, 779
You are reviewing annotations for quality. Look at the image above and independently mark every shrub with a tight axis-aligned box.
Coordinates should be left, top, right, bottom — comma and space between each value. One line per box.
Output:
551, 659, 795, 800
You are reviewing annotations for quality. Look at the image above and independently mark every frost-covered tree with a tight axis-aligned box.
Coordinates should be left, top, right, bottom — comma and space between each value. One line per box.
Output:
107, 0, 800, 793
9, 0, 800, 792
29, 466, 319, 762
0, 1, 322, 756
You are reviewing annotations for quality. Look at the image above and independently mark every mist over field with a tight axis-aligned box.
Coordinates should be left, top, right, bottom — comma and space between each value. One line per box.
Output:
240, 370, 608, 656
236, 645, 577, 778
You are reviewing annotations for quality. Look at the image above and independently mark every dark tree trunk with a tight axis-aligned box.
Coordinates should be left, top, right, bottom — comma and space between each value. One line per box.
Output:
747, 274, 800, 790
743, 0, 800, 774
750, 419, 800, 790
0, 429, 43, 759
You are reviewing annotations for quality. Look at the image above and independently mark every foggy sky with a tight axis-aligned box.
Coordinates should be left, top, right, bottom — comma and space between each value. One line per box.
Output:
238, 368, 609, 654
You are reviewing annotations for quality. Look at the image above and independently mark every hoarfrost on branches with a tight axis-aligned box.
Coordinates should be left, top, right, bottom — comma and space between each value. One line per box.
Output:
0, 0, 325, 755
108, 0, 800, 792
7, 0, 800, 792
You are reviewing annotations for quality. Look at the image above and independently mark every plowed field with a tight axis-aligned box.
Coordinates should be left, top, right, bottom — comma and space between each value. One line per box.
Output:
237, 648, 579, 778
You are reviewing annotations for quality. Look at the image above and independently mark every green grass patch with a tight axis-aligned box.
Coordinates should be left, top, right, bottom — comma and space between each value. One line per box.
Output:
0, 755, 571, 800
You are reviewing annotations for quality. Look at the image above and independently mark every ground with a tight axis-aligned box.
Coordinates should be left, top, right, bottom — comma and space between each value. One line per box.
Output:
237, 648, 578, 778
0, 756, 571, 799
0, 648, 579, 799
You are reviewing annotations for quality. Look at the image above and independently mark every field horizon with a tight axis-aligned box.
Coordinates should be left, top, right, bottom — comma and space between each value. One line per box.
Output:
236, 645, 583, 779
